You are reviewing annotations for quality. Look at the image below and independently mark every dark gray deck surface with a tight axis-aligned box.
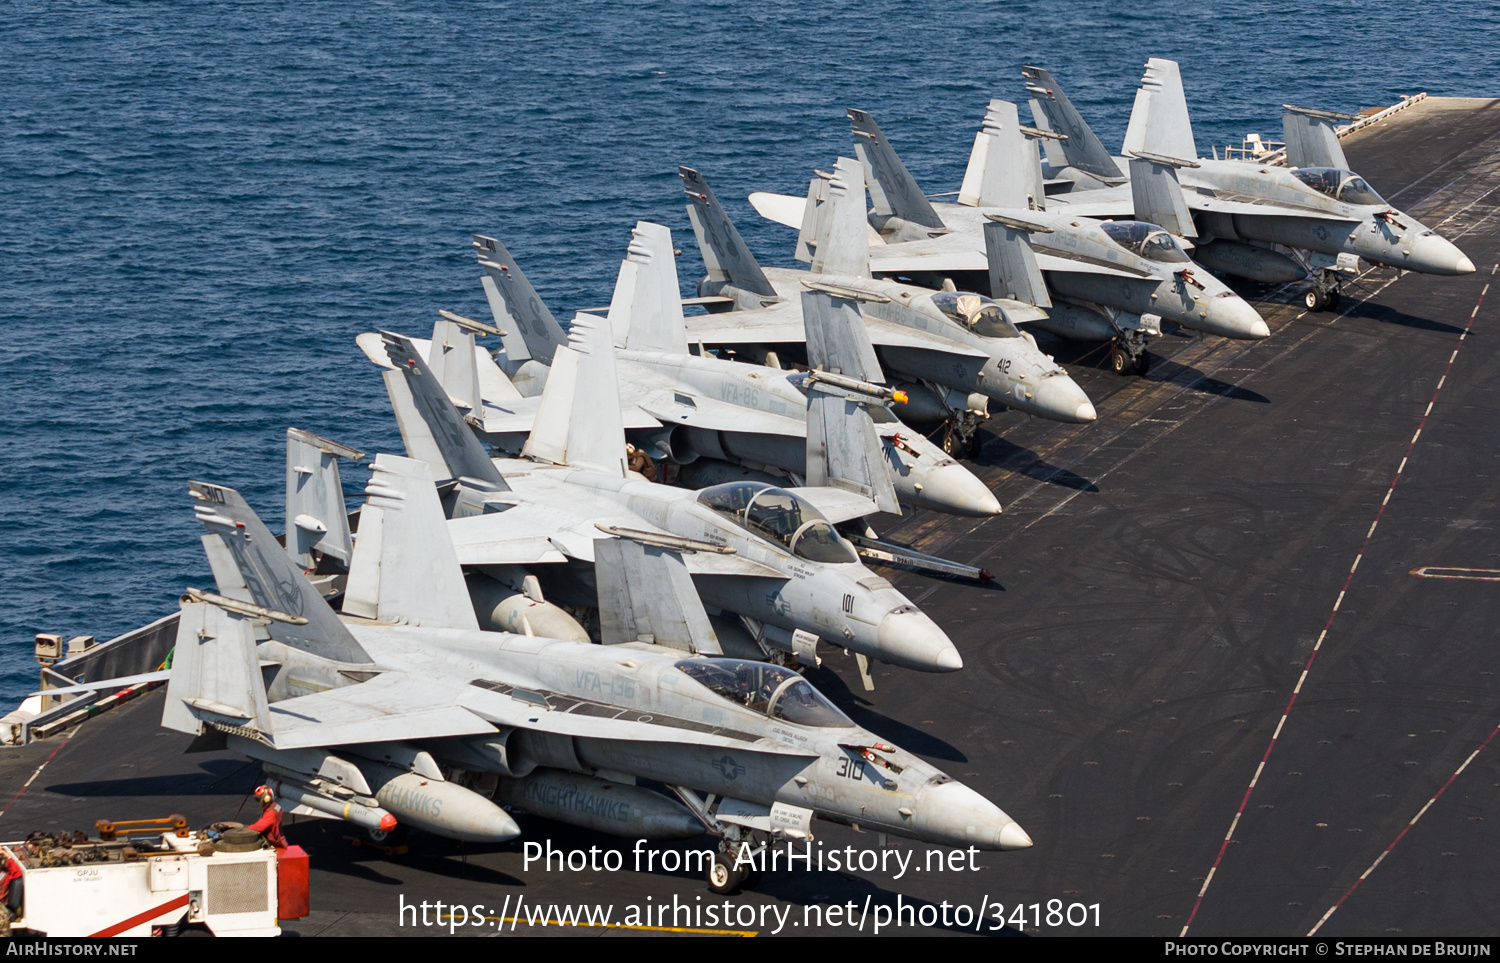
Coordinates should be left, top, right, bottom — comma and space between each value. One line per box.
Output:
3, 96, 1498, 938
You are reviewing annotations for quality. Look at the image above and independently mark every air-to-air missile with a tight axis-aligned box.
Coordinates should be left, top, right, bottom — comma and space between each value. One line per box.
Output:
371, 301, 976, 678
169, 449, 1031, 892
1022, 59, 1475, 310
745, 105, 1269, 377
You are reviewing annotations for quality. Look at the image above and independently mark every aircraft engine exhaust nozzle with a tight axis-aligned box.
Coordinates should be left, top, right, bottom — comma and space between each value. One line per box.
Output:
913, 780, 1033, 851
877, 610, 963, 671
1406, 232, 1476, 276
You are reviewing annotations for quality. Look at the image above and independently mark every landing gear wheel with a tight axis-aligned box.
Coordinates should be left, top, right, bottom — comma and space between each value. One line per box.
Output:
1328, 289, 1343, 310
740, 866, 762, 891
964, 431, 984, 459
1304, 287, 1329, 312
707, 853, 744, 895
1108, 344, 1130, 376
367, 824, 409, 846
1133, 352, 1151, 376
941, 427, 963, 457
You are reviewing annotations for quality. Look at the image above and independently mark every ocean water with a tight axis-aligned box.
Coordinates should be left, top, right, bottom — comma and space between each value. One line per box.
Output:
2, 0, 1497, 708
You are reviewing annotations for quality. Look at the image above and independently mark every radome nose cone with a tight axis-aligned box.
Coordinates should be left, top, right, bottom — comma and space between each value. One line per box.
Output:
877, 610, 963, 672
921, 463, 1001, 517
1409, 233, 1476, 276
999, 821, 1034, 851
914, 780, 1030, 851
1203, 296, 1270, 340
1029, 374, 1096, 424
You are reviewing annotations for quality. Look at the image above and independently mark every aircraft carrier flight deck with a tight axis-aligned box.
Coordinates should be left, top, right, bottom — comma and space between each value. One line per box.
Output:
2, 96, 1498, 938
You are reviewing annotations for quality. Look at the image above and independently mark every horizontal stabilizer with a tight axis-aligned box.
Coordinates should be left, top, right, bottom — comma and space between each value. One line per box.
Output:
162, 601, 272, 738
265, 673, 496, 749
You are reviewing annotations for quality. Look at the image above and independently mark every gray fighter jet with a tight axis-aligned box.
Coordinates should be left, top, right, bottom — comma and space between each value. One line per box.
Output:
748, 105, 1268, 375
378, 222, 1002, 518
676, 158, 1097, 453
377, 309, 966, 676
1023, 59, 1476, 310
167, 456, 1030, 891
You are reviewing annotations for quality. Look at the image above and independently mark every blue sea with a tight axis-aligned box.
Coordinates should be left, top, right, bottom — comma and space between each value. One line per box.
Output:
2, 0, 1497, 708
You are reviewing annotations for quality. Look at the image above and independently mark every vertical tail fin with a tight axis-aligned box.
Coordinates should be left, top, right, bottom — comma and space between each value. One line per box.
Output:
983, 215, 1052, 308
1127, 153, 1199, 238
1122, 58, 1198, 162
520, 315, 628, 477
472, 234, 570, 364
805, 157, 871, 277
846, 108, 946, 230
679, 167, 778, 299
284, 428, 364, 570
1021, 66, 1128, 182
1282, 107, 1351, 170
380, 332, 510, 490
343, 454, 479, 629
801, 290, 900, 515
595, 537, 722, 655
161, 601, 273, 737
606, 221, 689, 354
957, 100, 1045, 210
189, 481, 372, 665
426, 315, 483, 415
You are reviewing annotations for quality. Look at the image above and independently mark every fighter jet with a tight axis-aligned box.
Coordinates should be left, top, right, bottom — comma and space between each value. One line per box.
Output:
675, 158, 1097, 452
377, 307, 966, 677
377, 222, 1002, 518
167, 456, 1031, 891
746, 104, 1270, 376
1022, 60, 1476, 310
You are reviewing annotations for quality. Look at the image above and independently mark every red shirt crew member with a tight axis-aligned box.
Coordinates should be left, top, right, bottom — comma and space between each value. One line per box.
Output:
247, 785, 288, 849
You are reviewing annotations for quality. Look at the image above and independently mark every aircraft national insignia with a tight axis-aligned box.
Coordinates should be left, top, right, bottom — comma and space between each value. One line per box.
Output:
711, 755, 746, 781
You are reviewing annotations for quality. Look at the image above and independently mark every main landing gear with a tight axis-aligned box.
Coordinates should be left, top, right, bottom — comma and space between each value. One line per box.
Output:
938, 410, 985, 459
1108, 332, 1152, 377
